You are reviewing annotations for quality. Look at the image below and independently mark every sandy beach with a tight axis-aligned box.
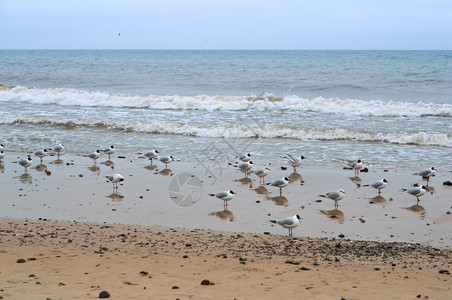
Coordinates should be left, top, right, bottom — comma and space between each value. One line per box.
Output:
1, 151, 451, 299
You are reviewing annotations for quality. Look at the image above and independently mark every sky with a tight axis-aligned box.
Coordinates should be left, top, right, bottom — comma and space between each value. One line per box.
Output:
0, 0, 451, 50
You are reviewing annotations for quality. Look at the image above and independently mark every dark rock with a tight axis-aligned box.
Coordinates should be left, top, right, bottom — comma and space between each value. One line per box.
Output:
374, 267, 380, 271
281, 166, 287, 170
27, 257, 37, 261
172, 286, 179, 289
185, 243, 192, 247
263, 232, 270, 235
99, 291, 110, 298
417, 295, 421, 298
140, 271, 149, 276
300, 267, 311, 271
443, 181, 452, 186
16, 258, 26, 263
58, 282, 66, 286
28, 274, 35, 277
360, 167, 368, 172
439, 269, 450, 274
315, 199, 322, 203
200, 279, 210, 285
183, 255, 189, 258
239, 258, 247, 261
338, 234, 345, 238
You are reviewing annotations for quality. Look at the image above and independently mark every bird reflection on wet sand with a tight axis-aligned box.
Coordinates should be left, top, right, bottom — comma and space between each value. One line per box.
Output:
287, 172, 304, 185
49, 158, 64, 165
33, 164, 48, 173
403, 204, 426, 217
368, 195, 387, 205
88, 165, 101, 175
349, 176, 362, 187
144, 164, 158, 171
106, 192, 124, 202
18, 173, 32, 184
209, 209, 234, 222
320, 209, 345, 224
102, 160, 115, 168
252, 185, 268, 196
154, 168, 173, 176
0, 164, 4, 173
235, 177, 252, 186
266, 195, 288, 206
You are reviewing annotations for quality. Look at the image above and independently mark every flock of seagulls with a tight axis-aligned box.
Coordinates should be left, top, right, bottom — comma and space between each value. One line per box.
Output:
0, 143, 441, 237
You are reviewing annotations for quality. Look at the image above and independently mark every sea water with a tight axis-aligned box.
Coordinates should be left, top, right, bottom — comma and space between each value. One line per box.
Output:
0, 50, 451, 170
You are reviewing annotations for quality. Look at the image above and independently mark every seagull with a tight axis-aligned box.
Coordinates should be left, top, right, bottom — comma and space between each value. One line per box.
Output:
402, 185, 427, 204
319, 189, 346, 208
254, 167, 270, 184
282, 154, 305, 172
238, 153, 251, 162
158, 155, 174, 169
53, 143, 64, 158
0, 150, 4, 163
103, 145, 115, 160
269, 214, 301, 236
88, 150, 102, 164
414, 167, 436, 184
107, 173, 124, 190
144, 150, 159, 164
363, 179, 388, 195
349, 160, 363, 177
237, 161, 253, 177
18, 155, 32, 172
268, 177, 289, 196
209, 190, 236, 208
33, 148, 48, 164
0, 143, 4, 151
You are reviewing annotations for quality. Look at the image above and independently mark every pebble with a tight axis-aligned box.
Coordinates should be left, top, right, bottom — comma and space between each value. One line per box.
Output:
99, 290, 110, 298
438, 269, 450, 275
16, 258, 26, 263
200, 279, 211, 285
172, 286, 179, 289
300, 267, 311, 271
443, 181, 452, 186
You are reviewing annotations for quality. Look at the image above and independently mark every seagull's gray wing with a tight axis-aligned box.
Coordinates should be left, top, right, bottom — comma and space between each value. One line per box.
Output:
276, 217, 295, 226
216, 191, 229, 199
371, 181, 384, 188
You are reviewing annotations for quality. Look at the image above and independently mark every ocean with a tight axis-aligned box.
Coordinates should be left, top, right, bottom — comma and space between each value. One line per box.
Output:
1, 50, 451, 170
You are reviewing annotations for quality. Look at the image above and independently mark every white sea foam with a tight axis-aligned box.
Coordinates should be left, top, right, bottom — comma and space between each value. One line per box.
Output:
2, 115, 451, 147
1, 86, 451, 117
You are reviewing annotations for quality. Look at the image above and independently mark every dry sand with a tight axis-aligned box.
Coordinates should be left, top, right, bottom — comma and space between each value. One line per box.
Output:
1, 151, 452, 299
0, 218, 451, 300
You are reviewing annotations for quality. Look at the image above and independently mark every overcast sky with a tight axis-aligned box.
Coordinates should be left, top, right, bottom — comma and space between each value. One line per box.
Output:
1, 0, 451, 50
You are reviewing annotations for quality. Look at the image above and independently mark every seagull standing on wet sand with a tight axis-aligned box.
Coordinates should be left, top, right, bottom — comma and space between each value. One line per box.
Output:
18, 155, 32, 172
144, 150, 159, 164
254, 167, 270, 184
269, 214, 301, 236
414, 167, 436, 185
88, 150, 102, 164
108, 173, 124, 191
350, 160, 363, 177
158, 155, 174, 169
103, 145, 115, 160
268, 177, 289, 196
282, 154, 305, 172
33, 148, 48, 164
53, 143, 64, 158
238, 153, 251, 162
237, 161, 253, 177
364, 179, 388, 195
319, 189, 346, 208
402, 185, 427, 204
209, 190, 236, 208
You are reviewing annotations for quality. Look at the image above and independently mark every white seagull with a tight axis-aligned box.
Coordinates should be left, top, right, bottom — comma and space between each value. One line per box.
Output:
364, 179, 388, 195
282, 154, 305, 172
158, 155, 174, 169
254, 167, 270, 184
209, 190, 236, 208
268, 177, 289, 196
402, 185, 427, 204
53, 143, 64, 158
18, 155, 32, 172
107, 173, 124, 190
237, 161, 253, 177
319, 189, 346, 208
238, 153, 251, 162
414, 167, 436, 184
144, 150, 159, 164
88, 150, 102, 164
350, 160, 363, 177
269, 214, 301, 236
33, 148, 48, 164
0, 143, 4, 151
103, 145, 115, 160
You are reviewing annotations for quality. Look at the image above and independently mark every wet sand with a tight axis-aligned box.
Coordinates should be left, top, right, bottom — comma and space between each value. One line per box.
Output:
1, 151, 452, 298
